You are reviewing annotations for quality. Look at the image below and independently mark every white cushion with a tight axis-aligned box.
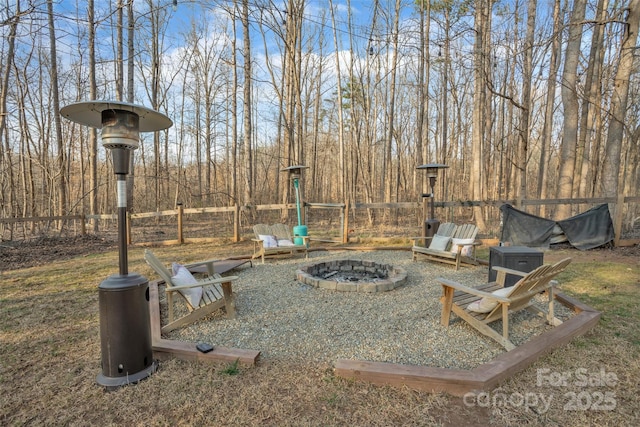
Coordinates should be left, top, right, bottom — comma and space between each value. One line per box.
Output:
467, 287, 514, 313
258, 234, 278, 248
171, 263, 203, 307
450, 238, 475, 257
277, 238, 295, 247
429, 234, 451, 251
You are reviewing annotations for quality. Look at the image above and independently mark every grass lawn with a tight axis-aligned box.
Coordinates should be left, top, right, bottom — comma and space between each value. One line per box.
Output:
1, 240, 638, 426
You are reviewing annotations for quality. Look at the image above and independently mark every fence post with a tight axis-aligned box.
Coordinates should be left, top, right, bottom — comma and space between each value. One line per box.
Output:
342, 200, 349, 244
233, 204, 240, 242
177, 203, 184, 244
613, 194, 624, 247
126, 213, 132, 245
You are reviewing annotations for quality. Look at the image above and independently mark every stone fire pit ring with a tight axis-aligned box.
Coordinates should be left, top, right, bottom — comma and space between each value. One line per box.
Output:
296, 259, 408, 293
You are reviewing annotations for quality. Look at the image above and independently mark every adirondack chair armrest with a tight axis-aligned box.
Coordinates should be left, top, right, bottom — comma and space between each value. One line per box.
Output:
166, 275, 239, 292
491, 265, 530, 287
297, 235, 310, 244
491, 265, 529, 277
453, 240, 482, 255
183, 259, 218, 276
437, 278, 511, 302
411, 236, 434, 242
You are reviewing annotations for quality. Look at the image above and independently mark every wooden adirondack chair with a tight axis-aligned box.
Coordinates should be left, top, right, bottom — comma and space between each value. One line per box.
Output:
251, 223, 309, 264
437, 258, 572, 350
144, 250, 238, 333
412, 223, 481, 270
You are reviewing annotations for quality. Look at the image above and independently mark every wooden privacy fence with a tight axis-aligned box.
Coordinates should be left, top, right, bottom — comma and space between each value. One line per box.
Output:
2, 195, 639, 247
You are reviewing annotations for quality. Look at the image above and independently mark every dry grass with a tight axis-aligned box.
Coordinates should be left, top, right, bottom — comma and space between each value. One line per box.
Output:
1, 241, 638, 426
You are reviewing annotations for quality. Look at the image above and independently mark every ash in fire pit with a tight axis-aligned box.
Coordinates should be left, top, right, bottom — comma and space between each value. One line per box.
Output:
296, 259, 407, 292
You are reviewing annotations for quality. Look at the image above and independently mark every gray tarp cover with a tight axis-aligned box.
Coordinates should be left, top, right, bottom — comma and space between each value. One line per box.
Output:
500, 204, 614, 250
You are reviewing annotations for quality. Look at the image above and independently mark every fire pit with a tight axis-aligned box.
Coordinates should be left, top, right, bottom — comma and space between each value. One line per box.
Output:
296, 259, 407, 292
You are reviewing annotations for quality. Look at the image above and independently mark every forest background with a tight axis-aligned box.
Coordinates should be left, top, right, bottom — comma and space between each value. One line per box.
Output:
1, 0, 639, 237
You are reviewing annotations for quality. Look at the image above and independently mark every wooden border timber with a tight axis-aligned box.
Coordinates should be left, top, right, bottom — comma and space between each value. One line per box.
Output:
334, 292, 600, 396
148, 280, 260, 366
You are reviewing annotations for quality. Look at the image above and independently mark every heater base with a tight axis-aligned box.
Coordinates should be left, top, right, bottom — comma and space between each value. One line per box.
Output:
97, 361, 157, 390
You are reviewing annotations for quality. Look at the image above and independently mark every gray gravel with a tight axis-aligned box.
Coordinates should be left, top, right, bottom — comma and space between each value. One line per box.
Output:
166, 250, 574, 370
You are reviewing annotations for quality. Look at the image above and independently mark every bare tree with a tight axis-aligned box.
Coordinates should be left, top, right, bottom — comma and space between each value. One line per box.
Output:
516, 0, 537, 205
384, 0, 401, 209
0, 0, 21, 223
575, 0, 608, 199
471, 0, 491, 230
601, 0, 640, 197
47, 0, 67, 219
537, 0, 562, 217
329, 0, 345, 201
88, 0, 99, 230
557, 0, 586, 219
241, 0, 253, 207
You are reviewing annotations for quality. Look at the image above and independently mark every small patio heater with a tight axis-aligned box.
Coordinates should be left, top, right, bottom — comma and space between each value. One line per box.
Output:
417, 163, 449, 242
60, 101, 172, 388
281, 165, 308, 245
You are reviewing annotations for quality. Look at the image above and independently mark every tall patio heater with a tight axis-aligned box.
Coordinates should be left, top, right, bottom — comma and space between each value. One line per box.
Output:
60, 101, 172, 388
281, 165, 308, 245
417, 163, 449, 241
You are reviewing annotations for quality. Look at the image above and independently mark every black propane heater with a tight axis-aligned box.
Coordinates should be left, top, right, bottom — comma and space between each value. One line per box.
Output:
60, 101, 172, 388
417, 163, 449, 242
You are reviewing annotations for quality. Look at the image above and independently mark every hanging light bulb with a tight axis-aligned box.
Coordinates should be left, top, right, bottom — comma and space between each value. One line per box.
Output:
172, 0, 177, 12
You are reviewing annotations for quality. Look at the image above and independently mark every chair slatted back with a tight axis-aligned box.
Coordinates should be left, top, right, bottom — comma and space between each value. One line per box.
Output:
453, 224, 479, 240
253, 224, 272, 238
484, 258, 572, 322
144, 249, 174, 286
434, 223, 456, 238
270, 223, 293, 240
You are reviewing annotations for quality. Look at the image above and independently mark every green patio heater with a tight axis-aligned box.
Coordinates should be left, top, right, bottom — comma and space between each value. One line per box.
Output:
281, 165, 308, 245
60, 100, 172, 389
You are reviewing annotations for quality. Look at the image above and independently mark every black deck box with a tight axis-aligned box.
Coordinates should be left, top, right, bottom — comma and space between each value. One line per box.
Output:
489, 246, 543, 287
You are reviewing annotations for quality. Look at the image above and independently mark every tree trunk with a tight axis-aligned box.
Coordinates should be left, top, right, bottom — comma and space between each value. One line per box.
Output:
329, 0, 346, 201
471, 0, 489, 230
241, 0, 253, 207
384, 0, 401, 208
517, 0, 536, 205
88, 0, 99, 230
47, 0, 67, 219
538, 0, 562, 217
116, 0, 124, 100
231, 6, 238, 206
601, 0, 640, 197
126, 0, 136, 212
0, 1, 20, 221
557, 0, 586, 219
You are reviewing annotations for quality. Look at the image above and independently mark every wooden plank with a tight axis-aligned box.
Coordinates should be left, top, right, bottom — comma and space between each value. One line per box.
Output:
131, 210, 176, 219
188, 259, 252, 276
152, 339, 260, 366
355, 202, 419, 209
479, 308, 601, 389
148, 281, 260, 366
149, 281, 163, 343
335, 291, 601, 396
334, 360, 482, 396
183, 206, 235, 214
0, 214, 84, 224
306, 203, 346, 208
